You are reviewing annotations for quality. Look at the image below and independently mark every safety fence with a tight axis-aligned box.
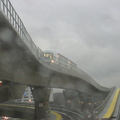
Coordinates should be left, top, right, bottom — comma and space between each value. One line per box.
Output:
0, 0, 78, 71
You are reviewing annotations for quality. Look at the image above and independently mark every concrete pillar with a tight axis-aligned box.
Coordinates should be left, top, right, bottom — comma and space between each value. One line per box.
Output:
0, 85, 10, 102
31, 87, 51, 120
0, 83, 26, 102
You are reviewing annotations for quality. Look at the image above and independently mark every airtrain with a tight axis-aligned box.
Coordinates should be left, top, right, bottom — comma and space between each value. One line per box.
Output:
43, 50, 77, 68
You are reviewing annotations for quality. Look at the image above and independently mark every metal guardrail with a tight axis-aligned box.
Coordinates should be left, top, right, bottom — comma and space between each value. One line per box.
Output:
0, 0, 41, 58
0, 0, 77, 71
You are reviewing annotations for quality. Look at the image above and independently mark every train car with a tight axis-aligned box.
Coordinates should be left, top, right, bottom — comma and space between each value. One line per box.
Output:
43, 50, 57, 62
43, 50, 77, 69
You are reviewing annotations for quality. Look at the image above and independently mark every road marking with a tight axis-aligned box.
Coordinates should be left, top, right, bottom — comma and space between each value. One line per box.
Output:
0, 104, 35, 109
103, 88, 120, 118
51, 111, 62, 120
0, 103, 62, 120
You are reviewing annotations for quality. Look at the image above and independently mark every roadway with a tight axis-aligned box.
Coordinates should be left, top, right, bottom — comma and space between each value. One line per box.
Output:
0, 101, 55, 120
0, 101, 85, 120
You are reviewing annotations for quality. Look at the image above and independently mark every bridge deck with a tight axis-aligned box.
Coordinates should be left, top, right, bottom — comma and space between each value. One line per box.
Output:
0, 0, 118, 119
0, 0, 111, 93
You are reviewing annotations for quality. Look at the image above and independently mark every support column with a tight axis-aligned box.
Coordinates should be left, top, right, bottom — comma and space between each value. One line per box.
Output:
31, 87, 51, 120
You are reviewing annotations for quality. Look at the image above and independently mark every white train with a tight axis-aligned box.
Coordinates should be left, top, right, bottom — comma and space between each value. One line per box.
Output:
43, 50, 77, 68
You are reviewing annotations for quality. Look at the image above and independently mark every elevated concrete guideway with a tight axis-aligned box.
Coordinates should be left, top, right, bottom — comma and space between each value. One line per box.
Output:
0, 0, 111, 93
0, 0, 116, 119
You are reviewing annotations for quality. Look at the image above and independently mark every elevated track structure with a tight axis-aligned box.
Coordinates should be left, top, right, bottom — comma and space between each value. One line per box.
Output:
0, 0, 119, 120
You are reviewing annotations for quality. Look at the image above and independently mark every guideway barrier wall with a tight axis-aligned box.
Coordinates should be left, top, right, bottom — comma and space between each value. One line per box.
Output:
102, 88, 120, 119
94, 87, 115, 114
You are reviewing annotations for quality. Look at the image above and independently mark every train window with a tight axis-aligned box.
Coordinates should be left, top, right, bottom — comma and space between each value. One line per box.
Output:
44, 53, 53, 60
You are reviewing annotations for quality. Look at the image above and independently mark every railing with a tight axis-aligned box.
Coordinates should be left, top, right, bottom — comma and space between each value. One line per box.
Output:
0, 0, 42, 61
0, 0, 77, 71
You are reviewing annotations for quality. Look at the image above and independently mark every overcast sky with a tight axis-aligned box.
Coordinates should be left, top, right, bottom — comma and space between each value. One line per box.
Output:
10, 0, 120, 88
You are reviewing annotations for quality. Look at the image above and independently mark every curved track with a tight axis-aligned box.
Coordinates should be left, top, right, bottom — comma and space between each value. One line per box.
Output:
50, 105, 84, 120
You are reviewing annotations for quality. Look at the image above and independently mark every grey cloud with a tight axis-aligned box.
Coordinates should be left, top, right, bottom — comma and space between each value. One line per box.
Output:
10, 0, 120, 88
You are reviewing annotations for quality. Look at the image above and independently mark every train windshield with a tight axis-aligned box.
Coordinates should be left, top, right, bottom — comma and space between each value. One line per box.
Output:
43, 53, 53, 60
